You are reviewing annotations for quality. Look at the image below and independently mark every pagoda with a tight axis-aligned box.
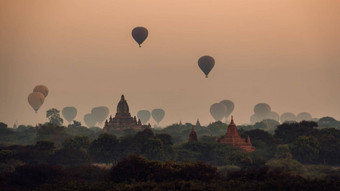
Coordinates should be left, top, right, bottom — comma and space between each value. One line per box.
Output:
195, 119, 201, 127
188, 126, 198, 143
217, 116, 255, 152
103, 95, 151, 131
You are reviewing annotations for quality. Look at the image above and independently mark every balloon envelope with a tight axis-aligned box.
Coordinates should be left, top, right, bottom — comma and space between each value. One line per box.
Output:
62, 107, 77, 123
250, 114, 261, 124
28, 92, 45, 112
220, 100, 234, 118
132, 27, 148, 47
198, 56, 215, 78
152, 109, 165, 124
265, 112, 280, 122
297, 112, 312, 122
280, 112, 296, 123
137, 110, 151, 124
33, 85, 49, 97
254, 103, 271, 120
84, 113, 97, 127
91, 106, 110, 124
210, 103, 227, 121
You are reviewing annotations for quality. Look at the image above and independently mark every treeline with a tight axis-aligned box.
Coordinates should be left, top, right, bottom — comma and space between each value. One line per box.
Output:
0, 121, 339, 174
0, 119, 340, 167
0, 155, 339, 191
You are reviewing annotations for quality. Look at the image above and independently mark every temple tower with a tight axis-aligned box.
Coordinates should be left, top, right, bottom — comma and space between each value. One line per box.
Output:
217, 116, 255, 152
104, 95, 151, 131
188, 126, 198, 143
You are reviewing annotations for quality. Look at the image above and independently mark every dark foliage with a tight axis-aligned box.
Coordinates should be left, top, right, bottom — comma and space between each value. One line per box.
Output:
110, 155, 218, 183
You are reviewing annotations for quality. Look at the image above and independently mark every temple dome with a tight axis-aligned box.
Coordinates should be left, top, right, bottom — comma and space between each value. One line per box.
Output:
117, 95, 129, 113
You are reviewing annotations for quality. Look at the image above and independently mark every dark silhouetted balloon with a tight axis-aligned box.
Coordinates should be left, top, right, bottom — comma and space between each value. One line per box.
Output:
280, 112, 296, 123
84, 113, 97, 127
132, 27, 148, 47
91, 106, 110, 124
62, 107, 77, 123
220, 100, 234, 118
33, 85, 49, 98
254, 103, 271, 119
266, 111, 280, 122
210, 103, 227, 121
152, 109, 165, 124
198, 56, 215, 78
250, 114, 260, 124
137, 110, 151, 124
28, 92, 45, 113
297, 112, 312, 122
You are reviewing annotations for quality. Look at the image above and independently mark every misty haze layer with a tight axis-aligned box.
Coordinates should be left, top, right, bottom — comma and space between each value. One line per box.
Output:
0, 0, 339, 126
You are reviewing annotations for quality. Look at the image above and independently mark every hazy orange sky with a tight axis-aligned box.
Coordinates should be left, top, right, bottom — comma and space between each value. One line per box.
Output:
1, 0, 339, 127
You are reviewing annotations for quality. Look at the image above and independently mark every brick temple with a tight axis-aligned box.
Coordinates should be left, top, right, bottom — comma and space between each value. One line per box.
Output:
188, 127, 198, 143
217, 116, 255, 152
103, 95, 151, 131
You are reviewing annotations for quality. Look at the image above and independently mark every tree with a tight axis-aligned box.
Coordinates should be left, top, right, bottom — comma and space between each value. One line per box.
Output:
226, 150, 253, 167
89, 133, 119, 163
275, 144, 292, 159
36, 140, 55, 152
62, 136, 90, 150
274, 121, 318, 144
68, 120, 82, 128
290, 136, 320, 163
51, 148, 91, 166
266, 158, 306, 175
0, 150, 13, 163
318, 117, 339, 128
317, 129, 340, 165
46, 108, 63, 126
141, 138, 165, 160
109, 155, 218, 183
36, 124, 68, 146
0, 122, 8, 128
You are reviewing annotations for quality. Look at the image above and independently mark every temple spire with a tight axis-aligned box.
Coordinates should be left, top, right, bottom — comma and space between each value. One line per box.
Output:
230, 115, 235, 126
196, 118, 201, 127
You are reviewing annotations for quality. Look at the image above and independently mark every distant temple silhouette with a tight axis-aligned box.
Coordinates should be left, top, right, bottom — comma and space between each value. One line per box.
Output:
195, 119, 201, 127
104, 95, 151, 131
217, 116, 255, 152
188, 126, 198, 143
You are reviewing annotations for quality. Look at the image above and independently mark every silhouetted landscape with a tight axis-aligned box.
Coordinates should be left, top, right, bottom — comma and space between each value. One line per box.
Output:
1, 107, 340, 190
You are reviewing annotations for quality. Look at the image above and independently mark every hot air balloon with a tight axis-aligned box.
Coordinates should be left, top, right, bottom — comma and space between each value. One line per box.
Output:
91, 106, 110, 124
265, 112, 280, 122
33, 85, 49, 97
62, 107, 77, 123
250, 114, 261, 124
83, 113, 97, 128
220, 100, 234, 119
210, 103, 227, 121
297, 112, 312, 122
152, 109, 165, 124
132, 27, 148, 47
28, 92, 45, 113
198, 56, 215, 78
137, 110, 151, 124
280, 112, 296, 123
254, 103, 271, 120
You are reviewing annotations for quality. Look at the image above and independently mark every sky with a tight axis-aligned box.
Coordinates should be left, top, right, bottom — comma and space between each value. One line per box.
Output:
0, 0, 339, 127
